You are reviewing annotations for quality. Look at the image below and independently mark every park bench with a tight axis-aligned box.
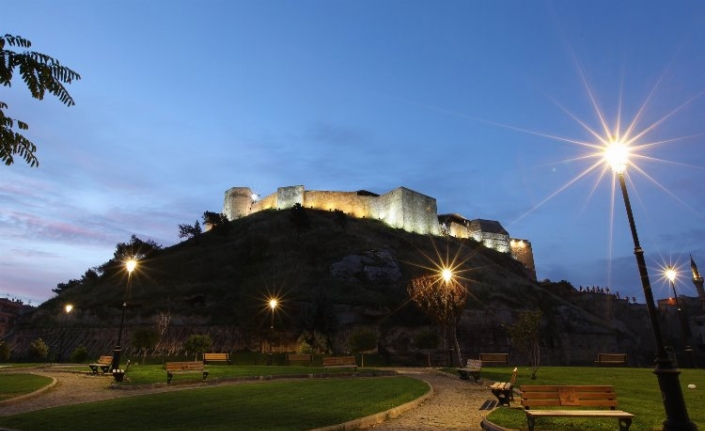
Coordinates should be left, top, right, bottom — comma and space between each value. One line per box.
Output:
457, 358, 482, 382
595, 353, 627, 366
287, 353, 313, 365
490, 367, 517, 406
322, 356, 357, 370
165, 361, 209, 383
88, 355, 113, 375
479, 352, 509, 365
203, 352, 230, 364
520, 385, 634, 431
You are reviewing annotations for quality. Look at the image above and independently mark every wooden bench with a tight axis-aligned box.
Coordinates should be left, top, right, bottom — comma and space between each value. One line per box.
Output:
322, 356, 357, 370
479, 352, 508, 365
595, 353, 627, 366
287, 353, 312, 365
520, 385, 634, 431
165, 361, 209, 383
203, 352, 230, 364
88, 355, 113, 375
490, 367, 517, 406
457, 358, 482, 382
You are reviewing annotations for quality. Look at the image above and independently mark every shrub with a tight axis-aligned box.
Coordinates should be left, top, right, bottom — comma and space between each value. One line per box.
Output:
184, 334, 212, 361
70, 345, 88, 363
29, 338, 49, 361
0, 341, 10, 361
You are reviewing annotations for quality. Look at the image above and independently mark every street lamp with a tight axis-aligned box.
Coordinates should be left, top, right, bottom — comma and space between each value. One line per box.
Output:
57, 304, 73, 363
267, 298, 278, 364
665, 268, 694, 368
111, 258, 137, 376
605, 142, 696, 431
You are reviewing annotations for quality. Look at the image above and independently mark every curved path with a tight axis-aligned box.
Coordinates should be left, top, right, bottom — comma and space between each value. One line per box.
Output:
0, 367, 497, 430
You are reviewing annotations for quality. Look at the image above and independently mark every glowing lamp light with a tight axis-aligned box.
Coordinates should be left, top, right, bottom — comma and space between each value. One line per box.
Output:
269, 298, 278, 310
125, 258, 137, 274
65, 304, 73, 314
441, 268, 453, 283
604, 141, 629, 173
251, 193, 259, 201
666, 268, 677, 283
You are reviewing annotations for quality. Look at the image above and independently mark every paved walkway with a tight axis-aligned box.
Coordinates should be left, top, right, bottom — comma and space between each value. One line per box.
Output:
0, 367, 498, 430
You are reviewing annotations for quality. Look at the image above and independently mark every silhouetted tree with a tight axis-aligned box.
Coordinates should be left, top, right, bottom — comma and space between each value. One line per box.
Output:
334, 209, 347, 233
202, 211, 230, 235
506, 309, 542, 379
132, 328, 159, 364
413, 328, 441, 367
347, 327, 377, 367
1, 34, 80, 167
184, 334, 212, 361
408, 275, 468, 367
178, 220, 202, 239
29, 338, 49, 361
289, 203, 310, 239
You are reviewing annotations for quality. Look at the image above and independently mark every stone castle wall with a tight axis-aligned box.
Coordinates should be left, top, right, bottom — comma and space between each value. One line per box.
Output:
224, 184, 530, 275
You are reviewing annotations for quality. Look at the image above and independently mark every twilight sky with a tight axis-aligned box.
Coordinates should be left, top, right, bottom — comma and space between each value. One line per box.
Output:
3, 1, 705, 306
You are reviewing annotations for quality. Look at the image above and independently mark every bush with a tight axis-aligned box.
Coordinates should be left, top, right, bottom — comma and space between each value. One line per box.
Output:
29, 338, 49, 361
70, 345, 88, 363
0, 341, 10, 361
184, 334, 212, 361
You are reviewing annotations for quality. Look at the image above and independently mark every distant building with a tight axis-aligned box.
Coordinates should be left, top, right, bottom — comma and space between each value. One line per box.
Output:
224, 185, 535, 279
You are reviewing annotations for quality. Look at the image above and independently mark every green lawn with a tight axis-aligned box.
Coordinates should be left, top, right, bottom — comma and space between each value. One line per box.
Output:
0, 374, 54, 401
481, 366, 705, 431
0, 376, 428, 431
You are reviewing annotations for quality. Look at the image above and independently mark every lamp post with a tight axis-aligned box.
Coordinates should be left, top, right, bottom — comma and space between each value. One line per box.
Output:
57, 304, 73, 363
606, 142, 696, 431
665, 268, 695, 368
111, 258, 136, 375
267, 298, 278, 365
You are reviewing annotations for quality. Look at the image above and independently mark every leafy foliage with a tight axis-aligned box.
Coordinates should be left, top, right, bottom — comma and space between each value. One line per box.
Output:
184, 334, 212, 361
289, 203, 310, 238
0, 341, 10, 361
178, 220, 202, 239
70, 345, 88, 363
131, 328, 159, 364
29, 338, 48, 361
346, 327, 377, 367
407, 275, 468, 366
413, 328, 441, 367
506, 309, 542, 379
1, 34, 80, 166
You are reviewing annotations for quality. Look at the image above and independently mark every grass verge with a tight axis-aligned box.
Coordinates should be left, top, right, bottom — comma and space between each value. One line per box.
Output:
0, 376, 427, 431
482, 366, 704, 431
0, 374, 54, 401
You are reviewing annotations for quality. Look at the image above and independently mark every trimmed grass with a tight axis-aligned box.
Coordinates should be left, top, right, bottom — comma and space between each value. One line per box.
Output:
0, 374, 53, 401
482, 366, 704, 431
0, 376, 428, 431
118, 364, 370, 385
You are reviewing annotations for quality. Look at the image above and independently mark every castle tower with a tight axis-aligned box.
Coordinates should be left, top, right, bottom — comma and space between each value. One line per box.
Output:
691, 254, 705, 299
223, 187, 256, 220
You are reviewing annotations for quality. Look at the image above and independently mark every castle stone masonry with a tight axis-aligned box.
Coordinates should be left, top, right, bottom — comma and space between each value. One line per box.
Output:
224, 185, 535, 278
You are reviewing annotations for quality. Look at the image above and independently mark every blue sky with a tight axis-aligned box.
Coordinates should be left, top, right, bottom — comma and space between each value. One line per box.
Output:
3, 1, 705, 305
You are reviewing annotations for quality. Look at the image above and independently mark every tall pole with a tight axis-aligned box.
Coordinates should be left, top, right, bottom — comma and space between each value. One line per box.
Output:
111, 259, 136, 373
666, 269, 694, 368
616, 172, 696, 431
57, 304, 73, 363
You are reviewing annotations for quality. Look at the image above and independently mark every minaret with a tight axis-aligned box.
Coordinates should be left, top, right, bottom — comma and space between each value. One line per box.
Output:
690, 254, 705, 299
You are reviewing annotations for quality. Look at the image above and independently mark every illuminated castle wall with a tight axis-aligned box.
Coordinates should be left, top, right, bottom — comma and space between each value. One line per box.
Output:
224, 185, 535, 278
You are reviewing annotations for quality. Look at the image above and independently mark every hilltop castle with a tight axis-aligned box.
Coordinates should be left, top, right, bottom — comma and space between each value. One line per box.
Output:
223, 185, 536, 279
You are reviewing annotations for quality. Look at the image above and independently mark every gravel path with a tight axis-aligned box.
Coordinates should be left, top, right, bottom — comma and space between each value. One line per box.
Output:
0, 367, 498, 430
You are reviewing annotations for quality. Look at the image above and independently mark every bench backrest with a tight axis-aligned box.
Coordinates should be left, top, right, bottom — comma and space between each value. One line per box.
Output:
465, 359, 482, 369
521, 385, 619, 410
203, 353, 229, 361
165, 361, 204, 371
597, 353, 627, 362
323, 356, 356, 367
479, 353, 508, 363
97, 355, 113, 365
